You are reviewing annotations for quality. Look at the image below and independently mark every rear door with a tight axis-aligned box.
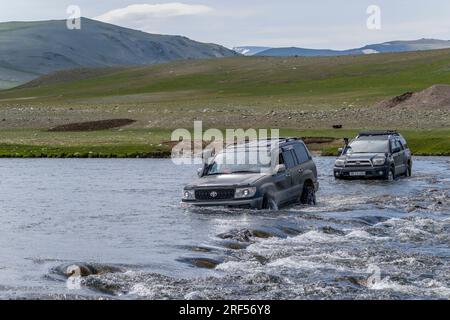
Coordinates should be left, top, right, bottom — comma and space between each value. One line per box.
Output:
282, 149, 298, 202
293, 143, 316, 188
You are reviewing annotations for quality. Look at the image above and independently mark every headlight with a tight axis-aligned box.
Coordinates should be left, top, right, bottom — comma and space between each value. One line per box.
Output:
335, 159, 346, 167
235, 187, 257, 199
182, 189, 195, 200
372, 158, 386, 166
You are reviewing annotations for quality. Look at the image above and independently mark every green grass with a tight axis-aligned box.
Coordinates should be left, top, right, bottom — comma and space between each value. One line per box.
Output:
0, 128, 448, 157
0, 144, 170, 158
281, 129, 450, 156
0, 50, 449, 157
0, 128, 172, 158
1, 49, 450, 107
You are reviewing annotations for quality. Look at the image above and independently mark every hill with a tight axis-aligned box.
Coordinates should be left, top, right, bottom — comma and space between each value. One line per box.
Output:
377, 84, 450, 110
0, 18, 238, 89
0, 48, 449, 157
251, 39, 450, 57
2, 48, 450, 108
232, 46, 272, 56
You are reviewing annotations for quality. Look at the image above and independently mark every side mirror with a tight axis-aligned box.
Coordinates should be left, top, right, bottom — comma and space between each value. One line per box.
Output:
338, 147, 343, 154
197, 167, 204, 177
274, 164, 286, 174
202, 149, 215, 164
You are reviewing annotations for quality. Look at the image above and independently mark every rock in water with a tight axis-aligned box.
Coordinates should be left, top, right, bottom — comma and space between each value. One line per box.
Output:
55, 262, 124, 278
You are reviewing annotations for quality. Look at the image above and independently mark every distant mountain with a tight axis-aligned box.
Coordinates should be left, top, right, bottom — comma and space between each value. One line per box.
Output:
0, 18, 238, 89
249, 39, 450, 57
256, 47, 360, 57
232, 46, 272, 56
358, 39, 450, 54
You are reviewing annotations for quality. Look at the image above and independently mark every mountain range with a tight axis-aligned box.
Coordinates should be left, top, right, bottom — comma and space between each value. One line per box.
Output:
0, 18, 237, 89
233, 39, 450, 57
2, 17, 450, 91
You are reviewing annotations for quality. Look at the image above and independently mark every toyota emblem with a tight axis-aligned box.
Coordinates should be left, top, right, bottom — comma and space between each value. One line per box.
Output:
210, 191, 218, 198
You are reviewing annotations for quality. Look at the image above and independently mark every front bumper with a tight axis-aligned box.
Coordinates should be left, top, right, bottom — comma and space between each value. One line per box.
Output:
334, 166, 389, 179
182, 197, 264, 209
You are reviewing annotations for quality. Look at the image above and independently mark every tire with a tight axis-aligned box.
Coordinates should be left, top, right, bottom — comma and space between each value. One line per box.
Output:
262, 195, 278, 210
385, 167, 395, 181
406, 163, 412, 177
300, 184, 316, 205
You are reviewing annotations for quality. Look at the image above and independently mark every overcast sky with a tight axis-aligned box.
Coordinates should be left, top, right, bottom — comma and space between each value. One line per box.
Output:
1, 0, 449, 49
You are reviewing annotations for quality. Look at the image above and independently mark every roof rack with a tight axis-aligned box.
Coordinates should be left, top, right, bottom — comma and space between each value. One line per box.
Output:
240, 137, 300, 144
225, 137, 301, 149
357, 130, 399, 137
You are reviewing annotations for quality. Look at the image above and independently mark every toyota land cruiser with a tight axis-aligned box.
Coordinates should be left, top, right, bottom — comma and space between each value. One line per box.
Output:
182, 138, 319, 209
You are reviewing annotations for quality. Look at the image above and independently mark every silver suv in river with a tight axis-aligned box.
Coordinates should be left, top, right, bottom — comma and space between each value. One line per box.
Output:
334, 131, 412, 180
182, 138, 319, 209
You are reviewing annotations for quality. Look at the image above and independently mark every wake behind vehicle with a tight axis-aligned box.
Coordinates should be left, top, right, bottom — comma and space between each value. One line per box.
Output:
334, 131, 412, 180
182, 138, 319, 209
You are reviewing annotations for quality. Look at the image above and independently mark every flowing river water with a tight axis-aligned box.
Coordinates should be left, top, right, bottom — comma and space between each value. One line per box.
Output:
0, 157, 448, 299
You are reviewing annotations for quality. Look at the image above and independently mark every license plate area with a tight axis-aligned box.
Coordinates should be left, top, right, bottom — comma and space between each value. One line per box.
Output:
350, 171, 366, 176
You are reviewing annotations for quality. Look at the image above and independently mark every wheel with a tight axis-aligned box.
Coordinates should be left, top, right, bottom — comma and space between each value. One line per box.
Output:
385, 167, 395, 181
406, 163, 412, 177
262, 195, 278, 210
300, 184, 316, 205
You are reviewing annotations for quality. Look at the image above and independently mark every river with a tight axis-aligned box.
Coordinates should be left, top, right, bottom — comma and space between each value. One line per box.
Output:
0, 157, 448, 299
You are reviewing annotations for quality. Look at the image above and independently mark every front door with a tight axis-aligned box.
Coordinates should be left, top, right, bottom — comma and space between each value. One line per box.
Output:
391, 139, 405, 175
273, 151, 296, 203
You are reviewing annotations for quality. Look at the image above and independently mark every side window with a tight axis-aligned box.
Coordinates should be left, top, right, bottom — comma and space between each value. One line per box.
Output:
390, 140, 396, 152
282, 151, 296, 169
293, 144, 310, 164
391, 140, 402, 152
278, 153, 285, 165
397, 140, 405, 150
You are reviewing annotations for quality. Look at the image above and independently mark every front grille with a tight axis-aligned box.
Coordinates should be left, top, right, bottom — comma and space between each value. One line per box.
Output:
195, 189, 235, 200
345, 160, 372, 167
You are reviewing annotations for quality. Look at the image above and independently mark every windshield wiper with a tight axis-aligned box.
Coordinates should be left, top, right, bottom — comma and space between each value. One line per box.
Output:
230, 170, 258, 174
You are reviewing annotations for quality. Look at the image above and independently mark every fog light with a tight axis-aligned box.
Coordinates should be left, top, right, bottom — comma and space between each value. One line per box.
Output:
379, 171, 383, 175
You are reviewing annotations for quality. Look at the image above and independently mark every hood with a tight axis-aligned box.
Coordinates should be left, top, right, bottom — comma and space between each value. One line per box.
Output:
339, 153, 386, 160
186, 173, 265, 188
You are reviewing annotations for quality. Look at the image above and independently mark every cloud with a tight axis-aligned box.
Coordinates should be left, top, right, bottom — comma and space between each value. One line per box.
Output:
95, 2, 213, 23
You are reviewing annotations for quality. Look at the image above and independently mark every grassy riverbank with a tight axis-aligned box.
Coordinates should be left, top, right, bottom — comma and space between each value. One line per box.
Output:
0, 128, 448, 158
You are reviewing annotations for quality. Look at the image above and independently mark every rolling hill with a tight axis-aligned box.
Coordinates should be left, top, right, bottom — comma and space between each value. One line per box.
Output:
0, 48, 449, 157
0, 18, 238, 89
2, 48, 450, 107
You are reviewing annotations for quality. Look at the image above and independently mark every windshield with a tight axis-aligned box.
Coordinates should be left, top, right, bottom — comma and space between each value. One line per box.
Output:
346, 140, 389, 154
205, 149, 271, 175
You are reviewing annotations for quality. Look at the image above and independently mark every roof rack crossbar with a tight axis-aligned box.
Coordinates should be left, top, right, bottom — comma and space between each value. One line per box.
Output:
357, 130, 399, 137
